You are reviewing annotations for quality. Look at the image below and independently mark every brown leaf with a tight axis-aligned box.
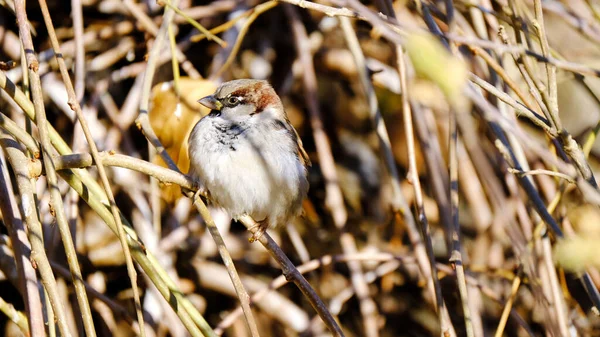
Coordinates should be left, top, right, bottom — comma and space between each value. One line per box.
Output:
149, 78, 217, 201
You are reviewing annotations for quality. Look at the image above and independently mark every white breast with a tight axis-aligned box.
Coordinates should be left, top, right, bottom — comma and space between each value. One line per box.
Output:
188, 114, 308, 228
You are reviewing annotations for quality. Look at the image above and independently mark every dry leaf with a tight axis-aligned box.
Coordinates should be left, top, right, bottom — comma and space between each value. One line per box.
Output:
149, 78, 217, 201
405, 34, 467, 109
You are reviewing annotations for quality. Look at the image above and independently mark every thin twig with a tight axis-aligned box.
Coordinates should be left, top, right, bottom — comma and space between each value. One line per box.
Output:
493, 270, 521, 337
190, 194, 261, 337
239, 215, 345, 337
168, 23, 181, 97
14, 0, 95, 335
468, 74, 552, 134
161, 0, 226, 46
59, 168, 215, 337
0, 295, 29, 335
136, 0, 181, 172
395, 13, 456, 335
449, 108, 473, 337
122, 0, 200, 79
339, 16, 383, 337
1, 60, 215, 337
541, 235, 570, 336
217, 253, 414, 334
279, 0, 360, 18
37, 0, 145, 334
71, 0, 85, 102
506, 168, 575, 183
0, 134, 72, 337
533, 0, 559, 132
402, 87, 457, 337
468, 85, 600, 312
468, 45, 543, 118
213, 1, 278, 79
0, 143, 44, 337
49, 261, 135, 324
135, 3, 259, 333
0, 111, 39, 156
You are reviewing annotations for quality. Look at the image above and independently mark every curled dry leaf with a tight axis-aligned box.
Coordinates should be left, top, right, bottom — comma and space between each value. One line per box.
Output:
149, 78, 217, 201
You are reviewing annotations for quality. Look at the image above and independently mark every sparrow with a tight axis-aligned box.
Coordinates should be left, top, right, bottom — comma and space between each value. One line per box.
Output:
188, 79, 310, 241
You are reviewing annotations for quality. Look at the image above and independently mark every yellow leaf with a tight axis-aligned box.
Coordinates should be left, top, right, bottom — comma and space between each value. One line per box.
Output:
405, 34, 467, 108
554, 237, 600, 272
149, 78, 217, 201
567, 204, 600, 237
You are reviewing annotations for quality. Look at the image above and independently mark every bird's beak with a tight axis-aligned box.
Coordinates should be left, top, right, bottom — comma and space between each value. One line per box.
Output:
198, 95, 222, 110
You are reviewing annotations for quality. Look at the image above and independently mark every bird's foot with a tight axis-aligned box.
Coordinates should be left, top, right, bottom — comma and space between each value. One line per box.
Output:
248, 220, 268, 243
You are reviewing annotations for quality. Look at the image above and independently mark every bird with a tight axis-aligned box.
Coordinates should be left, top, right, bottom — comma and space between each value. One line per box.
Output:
188, 79, 310, 241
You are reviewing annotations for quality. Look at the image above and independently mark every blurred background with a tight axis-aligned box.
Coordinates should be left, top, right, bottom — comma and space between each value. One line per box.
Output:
1, 0, 600, 336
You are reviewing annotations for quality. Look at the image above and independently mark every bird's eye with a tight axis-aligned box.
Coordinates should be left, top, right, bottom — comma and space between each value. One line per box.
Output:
227, 96, 240, 105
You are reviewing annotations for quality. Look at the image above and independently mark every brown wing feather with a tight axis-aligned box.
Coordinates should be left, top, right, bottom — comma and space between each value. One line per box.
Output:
293, 127, 311, 167
278, 116, 311, 167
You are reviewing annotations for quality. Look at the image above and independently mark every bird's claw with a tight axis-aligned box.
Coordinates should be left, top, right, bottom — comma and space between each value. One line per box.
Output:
248, 221, 268, 243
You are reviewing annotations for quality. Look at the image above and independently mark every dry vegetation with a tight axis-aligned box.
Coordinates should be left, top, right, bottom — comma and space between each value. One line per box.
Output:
2, 0, 600, 336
